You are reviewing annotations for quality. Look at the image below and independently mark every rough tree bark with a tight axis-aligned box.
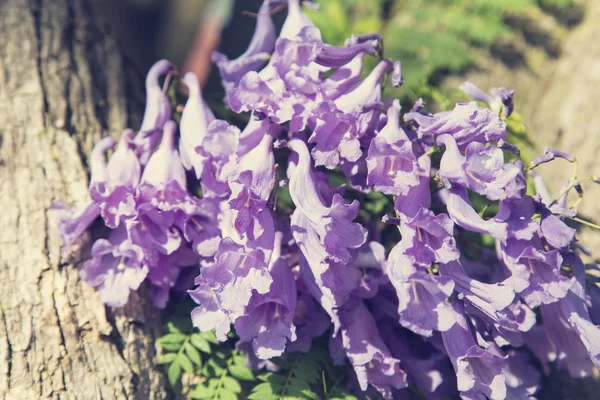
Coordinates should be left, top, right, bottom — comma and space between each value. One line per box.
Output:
529, 0, 600, 257
0, 0, 167, 398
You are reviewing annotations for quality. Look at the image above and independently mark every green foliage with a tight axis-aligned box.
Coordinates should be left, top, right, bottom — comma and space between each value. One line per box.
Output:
157, 315, 364, 400
307, 0, 575, 97
248, 345, 361, 400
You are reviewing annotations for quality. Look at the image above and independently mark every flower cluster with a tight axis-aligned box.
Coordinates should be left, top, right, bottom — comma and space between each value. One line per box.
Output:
56, 1, 600, 398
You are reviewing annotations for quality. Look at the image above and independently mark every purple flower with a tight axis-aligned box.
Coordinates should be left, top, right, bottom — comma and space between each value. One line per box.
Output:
80, 226, 148, 307
228, 133, 276, 240
179, 73, 214, 179
176, 198, 221, 257
438, 134, 524, 201
441, 300, 508, 400
198, 120, 240, 197
294, 215, 361, 327
406, 101, 506, 150
460, 81, 515, 117
444, 185, 508, 243
439, 261, 515, 327
53, 201, 101, 258
287, 293, 331, 353
401, 207, 460, 267
134, 59, 174, 164
353, 242, 389, 299
288, 138, 367, 264
90, 130, 140, 228
556, 253, 600, 370
189, 279, 232, 341
320, 54, 365, 100
393, 154, 432, 218
148, 245, 199, 308
53, 137, 117, 255
386, 243, 455, 336
505, 245, 571, 307
190, 239, 273, 340
126, 121, 189, 260
308, 60, 393, 168
212, 0, 276, 95
338, 297, 407, 399
235, 233, 297, 359
537, 302, 597, 377
366, 100, 425, 196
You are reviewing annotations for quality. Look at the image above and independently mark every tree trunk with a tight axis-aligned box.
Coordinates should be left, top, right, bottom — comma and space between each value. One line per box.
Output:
529, 0, 600, 257
0, 0, 167, 398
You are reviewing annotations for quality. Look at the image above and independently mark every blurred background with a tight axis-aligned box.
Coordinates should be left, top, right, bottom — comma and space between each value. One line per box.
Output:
97, 0, 584, 104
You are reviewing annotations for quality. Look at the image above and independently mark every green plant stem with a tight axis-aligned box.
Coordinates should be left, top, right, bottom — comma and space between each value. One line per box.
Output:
279, 357, 302, 399
568, 216, 600, 230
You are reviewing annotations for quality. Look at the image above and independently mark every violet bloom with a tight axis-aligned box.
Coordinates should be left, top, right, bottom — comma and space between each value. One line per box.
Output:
538, 302, 597, 377
288, 138, 367, 264
393, 153, 432, 218
134, 59, 174, 164
380, 324, 455, 399
439, 261, 515, 327
53, 136, 115, 256
53, 201, 101, 258
80, 226, 147, 307
309, 60, 393, 169
90, 129, 141, 228
557, 253, 600, 370
179, 73, 214, 179
366, 100, 426, 196
441, 300, 508, 400
198, 120, 240, 197
287, 293, 331, 353
212, 0, 276, 95
386, 243, 455, 336
460, 81, 515, 117
294, 218, 361, 327
353, 242, 389, 299
320, 54, 365, 101
228, 133, 276, 240
235, 233, 297, 359
127, 121, 189, 261
400, 207, 460, 267
507, 245, 571, 307
437, 134, 524, 201
406, 101, 506, 151
148, 245, 199, 308
338, 297, 407, 399
190, 238, 273, 341
176, 197, 221, 258
228, 70, 294, 124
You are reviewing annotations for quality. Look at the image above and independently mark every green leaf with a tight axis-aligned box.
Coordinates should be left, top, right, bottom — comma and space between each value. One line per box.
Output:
185, 342, 203, 366
159, 342, 183, 352
165, 316, 193, 334
157, 353, 177, 364
222, 376, 242, 394
167, 361, 182, 386
200, 330, 218, 344
190, 383, 215, 399
301, 390, 321, 400
219, 390, 238, 400
157, 332, 187, 345
248, 382, 279, 400
203, 358, 226, 377
178, 353, 194, 374
191, 333, 212, 353
228, 364, 254, 381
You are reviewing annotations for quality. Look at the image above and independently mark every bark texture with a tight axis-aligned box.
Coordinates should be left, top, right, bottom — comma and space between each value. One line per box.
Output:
0, 0, 167, 398
529, 0, 600, 256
